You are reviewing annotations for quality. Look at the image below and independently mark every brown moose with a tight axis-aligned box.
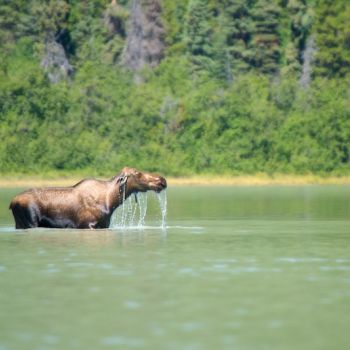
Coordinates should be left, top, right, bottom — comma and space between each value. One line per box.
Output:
9, 167, 167, 229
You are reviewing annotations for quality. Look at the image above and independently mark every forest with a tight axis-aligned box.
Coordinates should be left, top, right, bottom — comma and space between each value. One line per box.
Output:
0, 0, 349, 176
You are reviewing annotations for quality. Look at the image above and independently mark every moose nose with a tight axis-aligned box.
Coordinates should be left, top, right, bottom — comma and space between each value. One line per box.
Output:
158, 176, 167, 189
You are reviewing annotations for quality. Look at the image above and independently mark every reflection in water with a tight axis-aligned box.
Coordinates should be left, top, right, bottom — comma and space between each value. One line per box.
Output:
13, 229, 167, 250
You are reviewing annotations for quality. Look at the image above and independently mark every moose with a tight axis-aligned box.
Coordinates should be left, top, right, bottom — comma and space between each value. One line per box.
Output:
9, 167, 167, 229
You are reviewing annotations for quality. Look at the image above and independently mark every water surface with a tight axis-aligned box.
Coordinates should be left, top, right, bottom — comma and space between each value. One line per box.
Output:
1, 186, 350, 350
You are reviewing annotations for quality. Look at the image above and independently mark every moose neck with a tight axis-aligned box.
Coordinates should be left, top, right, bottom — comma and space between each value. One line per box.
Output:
107, 178, 134, 211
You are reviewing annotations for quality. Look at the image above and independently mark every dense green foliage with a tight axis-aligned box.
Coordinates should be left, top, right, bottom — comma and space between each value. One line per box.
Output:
0, 0, 349, 176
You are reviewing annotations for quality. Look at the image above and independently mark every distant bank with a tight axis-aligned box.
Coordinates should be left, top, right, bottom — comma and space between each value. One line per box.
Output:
1, 174, 350, 187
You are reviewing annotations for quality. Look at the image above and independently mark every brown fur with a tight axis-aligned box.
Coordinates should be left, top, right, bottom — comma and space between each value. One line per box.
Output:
9, 167, 167, 229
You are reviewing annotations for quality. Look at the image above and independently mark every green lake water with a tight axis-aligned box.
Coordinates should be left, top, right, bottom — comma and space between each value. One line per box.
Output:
0, 185, 350, 350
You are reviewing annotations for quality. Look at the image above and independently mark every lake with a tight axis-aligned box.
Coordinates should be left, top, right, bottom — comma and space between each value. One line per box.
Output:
0, 185, 350, 350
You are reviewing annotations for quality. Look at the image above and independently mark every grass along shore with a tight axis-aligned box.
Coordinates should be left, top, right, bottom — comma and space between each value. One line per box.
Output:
1, 174, 350, 187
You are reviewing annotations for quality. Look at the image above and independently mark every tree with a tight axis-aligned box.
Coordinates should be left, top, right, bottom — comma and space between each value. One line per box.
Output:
185, 0, 213, 58
313, 0, 350, 78
251, 0, 282, 74
223, 0, 255, 74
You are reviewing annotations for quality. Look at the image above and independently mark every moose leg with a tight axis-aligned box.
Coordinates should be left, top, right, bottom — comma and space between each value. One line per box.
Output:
74, 221, 97, 230
88, 222, 97, 229
11, 204, 25, 229
75, 209, 101, 229
11, 203, 38, 229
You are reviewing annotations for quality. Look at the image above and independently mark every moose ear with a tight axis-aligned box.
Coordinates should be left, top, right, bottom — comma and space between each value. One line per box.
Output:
117, 174, 128, 185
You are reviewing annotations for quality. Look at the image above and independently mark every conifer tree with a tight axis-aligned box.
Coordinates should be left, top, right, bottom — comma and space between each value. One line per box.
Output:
185, 0, 213, 58
223, 0, 254, 74
313, 0, 350, 78
281, 0, 310, 76
251, 0, 282, 74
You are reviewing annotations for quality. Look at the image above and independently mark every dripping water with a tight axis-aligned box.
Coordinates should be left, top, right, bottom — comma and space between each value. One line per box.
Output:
157, 189, 167, 229
109, 189, 167, 229
137, 192, 148, 227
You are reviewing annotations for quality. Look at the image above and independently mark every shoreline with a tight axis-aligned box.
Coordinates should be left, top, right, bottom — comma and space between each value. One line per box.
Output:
1, 174, 350, 187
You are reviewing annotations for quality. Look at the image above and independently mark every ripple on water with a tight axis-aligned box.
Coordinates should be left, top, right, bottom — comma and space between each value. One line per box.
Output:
320, 265, 350, 271
97, 263, 113, 270
42, 335, 59, 344
227, 321, 241, 329
66, 262, 94, 268
234, 308, 249, 316
212, 263, 229, 270
178, 267, 197, 275
305, 275, 322, 282
101, 336, 144, 347
110, 270, 133, 276
181, 322, 205, 332
124, 300, 141, 310
43, 263, 60, 274
0, 226, 16, 233
17, 332, 34, 341
222, 335, 236, 346
276, 257, 329, 263
206, 258, 238, 264
150, 323, 166, 337
267, 320, 284, 329
202, 265, 282, 274
335, 258, 350, 263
